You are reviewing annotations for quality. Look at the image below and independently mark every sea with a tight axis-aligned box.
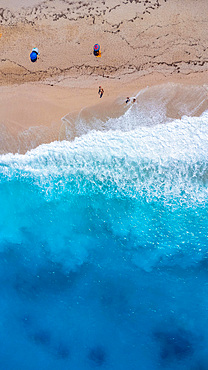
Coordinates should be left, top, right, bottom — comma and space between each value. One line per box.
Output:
0, 83, 208, 369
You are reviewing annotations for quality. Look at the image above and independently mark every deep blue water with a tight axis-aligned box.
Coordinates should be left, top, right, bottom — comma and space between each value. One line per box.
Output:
0, 100, 208, 369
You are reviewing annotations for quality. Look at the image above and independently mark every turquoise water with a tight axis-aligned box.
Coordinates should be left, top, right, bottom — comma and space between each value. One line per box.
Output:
0, 89, 208, 369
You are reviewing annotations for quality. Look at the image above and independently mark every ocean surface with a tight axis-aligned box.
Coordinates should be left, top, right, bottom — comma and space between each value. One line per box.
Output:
0, 84, 208, 369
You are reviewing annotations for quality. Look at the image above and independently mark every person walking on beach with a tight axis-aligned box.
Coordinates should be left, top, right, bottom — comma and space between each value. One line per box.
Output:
100, 88, 104, 98
126, 97, 130, 103
98, 86, 102, 95
30, 47, 40, 63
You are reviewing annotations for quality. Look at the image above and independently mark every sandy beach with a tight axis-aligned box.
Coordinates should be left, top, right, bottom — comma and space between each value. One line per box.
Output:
0, 0, 208, 152
1, 3, 208, 368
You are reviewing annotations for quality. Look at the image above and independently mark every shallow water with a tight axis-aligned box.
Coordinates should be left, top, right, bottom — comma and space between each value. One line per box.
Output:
0, 84, 208, 369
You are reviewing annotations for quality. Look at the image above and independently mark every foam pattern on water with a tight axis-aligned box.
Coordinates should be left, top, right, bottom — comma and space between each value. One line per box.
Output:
0, 107, 208, 369
1, 111, 208, 204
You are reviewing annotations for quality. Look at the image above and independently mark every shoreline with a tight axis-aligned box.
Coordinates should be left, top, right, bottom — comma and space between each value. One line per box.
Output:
0, 0, 208, 153
0, 70, 208, 154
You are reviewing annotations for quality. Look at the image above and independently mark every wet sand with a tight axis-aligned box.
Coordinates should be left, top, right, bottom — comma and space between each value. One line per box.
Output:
0, 0, 208, 152
0, 74, 208, 154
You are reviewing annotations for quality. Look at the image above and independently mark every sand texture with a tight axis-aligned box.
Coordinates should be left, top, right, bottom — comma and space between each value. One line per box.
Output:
0, 0, 208, 153
0, 0, 208, 85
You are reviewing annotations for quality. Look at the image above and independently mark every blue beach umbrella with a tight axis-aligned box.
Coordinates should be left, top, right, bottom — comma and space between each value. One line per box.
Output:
30, 51, 38, 62
30, 48, 40, 62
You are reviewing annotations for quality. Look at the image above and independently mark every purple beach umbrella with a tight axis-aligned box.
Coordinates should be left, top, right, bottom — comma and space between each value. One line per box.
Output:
94, 44, 100, 51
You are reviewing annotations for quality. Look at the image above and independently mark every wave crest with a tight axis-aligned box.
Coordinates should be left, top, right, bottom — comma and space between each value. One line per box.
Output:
0, 111, 208, 204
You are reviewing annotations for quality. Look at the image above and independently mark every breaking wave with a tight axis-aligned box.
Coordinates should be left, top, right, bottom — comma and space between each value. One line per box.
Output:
0, 84, 208, 369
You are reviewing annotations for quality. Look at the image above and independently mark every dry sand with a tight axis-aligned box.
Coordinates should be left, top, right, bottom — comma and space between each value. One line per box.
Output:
0, 0, 208, 152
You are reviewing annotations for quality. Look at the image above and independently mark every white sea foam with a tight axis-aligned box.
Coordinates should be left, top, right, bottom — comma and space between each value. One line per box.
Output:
0, 110, 208, 203
1, 85, 208, 370
0, 110, 208, 274
61, 83, 208, 140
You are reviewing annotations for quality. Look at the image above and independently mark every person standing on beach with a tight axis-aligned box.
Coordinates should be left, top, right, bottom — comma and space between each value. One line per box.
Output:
98, 86, 102, 95
100, 88, 104, 98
